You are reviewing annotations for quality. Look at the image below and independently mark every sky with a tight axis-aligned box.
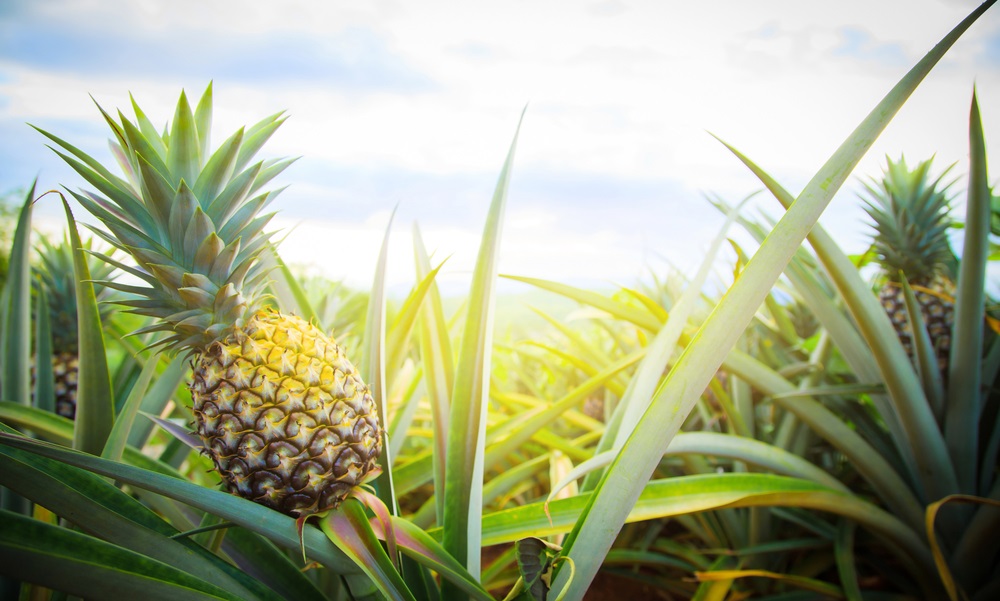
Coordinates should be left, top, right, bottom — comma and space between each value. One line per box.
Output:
1, 0, 998, 297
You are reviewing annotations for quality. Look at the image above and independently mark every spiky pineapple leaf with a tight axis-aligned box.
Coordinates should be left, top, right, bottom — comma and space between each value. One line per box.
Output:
612, 194, 751, 452
552, 5, 997, 594
443, 107, 525, 592
167, 89, 201, 187
263, 243, 317, 323
234, 113, 288, 174
1, 183, 35, 409
193, 82, 214, 160
0, 510, 251, 601
101, 353, 157, 462
130, 93, 169, 160
61, 198, 115, 456
0, 430, 359, 574
367, 516, 494, 601
386, 259, 446, 387
413, 223, 454, 525
900, 277, 947, 416
471, 473, 935, 583
125, 355, 189, 449
0, 424, 281, 601
33, 278, 56, 414
362, 208, 397, 513
834, 521, 864, 601
502, 275, 661, 332
192, 127, 244, 208
220, 527, 327, 601
548, 431, 851, 504
946, 90, 991, 494
320, 500, 416, 601
715, 132, 957, 506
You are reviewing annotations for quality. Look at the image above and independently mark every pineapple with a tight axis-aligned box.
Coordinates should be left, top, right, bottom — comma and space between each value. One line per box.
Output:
36, 84, 383, 518
860, 155, 957, 375
33, 236, 117, 419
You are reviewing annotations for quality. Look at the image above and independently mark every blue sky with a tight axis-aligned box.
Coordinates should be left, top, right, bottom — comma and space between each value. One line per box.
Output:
1, 0, 998, 295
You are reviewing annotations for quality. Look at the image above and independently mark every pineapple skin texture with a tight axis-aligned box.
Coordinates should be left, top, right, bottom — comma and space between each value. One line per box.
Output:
191, 309, 383, 517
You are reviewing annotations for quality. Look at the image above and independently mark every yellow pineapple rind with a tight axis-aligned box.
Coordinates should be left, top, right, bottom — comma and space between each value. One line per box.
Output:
191, 309, 382, 517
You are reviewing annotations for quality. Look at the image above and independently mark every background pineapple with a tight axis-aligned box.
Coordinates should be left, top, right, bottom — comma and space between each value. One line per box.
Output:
36, 84, 383, 518
33, 235, 116, 419
859, 155, 957, 375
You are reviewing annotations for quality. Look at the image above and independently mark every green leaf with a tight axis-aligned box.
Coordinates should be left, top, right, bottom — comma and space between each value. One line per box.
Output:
443, 107, 524, 592
61, 198, 115, 455
0, 425, 276, 600
723, 347, 925, 532
552, 5, 996, 596
102, 352, 158, 462
899, 278, 946, 418
945, 89, 991, 494
502, 275, 661, 332
321, 500, 415, 601
0, 401, 73, 445
222, 527, 328, 601
369, 515, 494, 601
167, 90, 201, 187
0, 431, 358, 574
363, 208, 398, 513
386, 260, 446, 380
613, 194, 752, 449
1, 183, 35, 408
126, 354, 189, 449
0, 510, 246, 601
549, 432, 850, 502
834, 520, 864, 601
193, 82, 214, 160
265, 243, 317, 323
413, 224, 455, 525
32, 276, 55, 414
473, 473, 936, 583
193, 128, 244, 211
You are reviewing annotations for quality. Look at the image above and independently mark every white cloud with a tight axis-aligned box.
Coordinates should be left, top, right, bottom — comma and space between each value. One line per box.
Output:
2, 0, 998, 296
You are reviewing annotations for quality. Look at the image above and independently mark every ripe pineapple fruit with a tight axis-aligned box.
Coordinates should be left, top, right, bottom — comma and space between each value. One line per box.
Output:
36, 84, 383, 517
860, 155, 957, 375
33, 236, 117, 419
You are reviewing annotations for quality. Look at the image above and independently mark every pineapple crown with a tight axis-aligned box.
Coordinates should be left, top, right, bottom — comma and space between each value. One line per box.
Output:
859, 155, 957, 284
33, 83, 296, 353
33, 234, 118, 353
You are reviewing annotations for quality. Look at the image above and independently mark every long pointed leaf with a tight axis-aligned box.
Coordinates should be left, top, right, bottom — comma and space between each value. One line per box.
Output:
1, 184, 35, 408
33, 272, 55, 414
0, 510, 246, 601
551, 6, 994, 597
321, 500, 415, 601
61, 198, 115, 455
443, 108, 524, 591
945, 90, 990, 493
363, 208, 398, 512
0, 431, 358, 574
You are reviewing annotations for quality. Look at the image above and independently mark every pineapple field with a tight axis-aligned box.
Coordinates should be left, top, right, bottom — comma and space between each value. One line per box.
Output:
2, 2, 1000, 601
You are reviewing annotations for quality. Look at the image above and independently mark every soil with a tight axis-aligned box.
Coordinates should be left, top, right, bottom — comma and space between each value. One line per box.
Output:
584, 571, 676, 600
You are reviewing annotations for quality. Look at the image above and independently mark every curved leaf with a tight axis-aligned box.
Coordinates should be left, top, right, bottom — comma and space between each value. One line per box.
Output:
0, 431, 358, 574
0, 510, 245, 601
552, 6, 995, 596
443, 108, 524, 590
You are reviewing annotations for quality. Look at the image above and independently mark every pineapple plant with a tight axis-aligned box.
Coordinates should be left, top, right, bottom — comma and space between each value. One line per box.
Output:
33, 235, 117, 419
35, 84, 383, 518
859, 155, 957, 375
